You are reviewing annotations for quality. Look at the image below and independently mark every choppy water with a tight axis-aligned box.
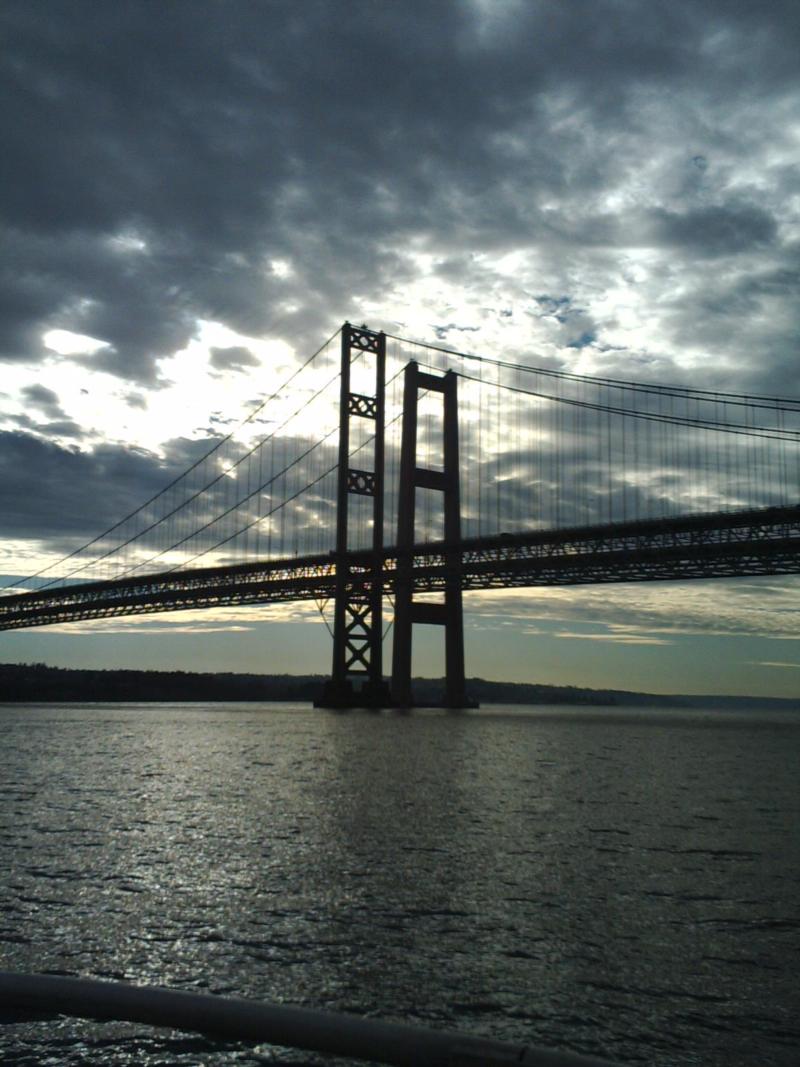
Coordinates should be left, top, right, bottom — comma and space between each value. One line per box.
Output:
0, 702, 798, 1066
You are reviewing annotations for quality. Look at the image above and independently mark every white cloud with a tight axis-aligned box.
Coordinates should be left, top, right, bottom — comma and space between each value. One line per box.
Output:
553, 630, 673, 646
43, 329, 111, 356
464, 579, 800, 641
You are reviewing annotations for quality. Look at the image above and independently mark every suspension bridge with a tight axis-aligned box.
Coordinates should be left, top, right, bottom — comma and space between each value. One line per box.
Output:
2, 323, 799, 706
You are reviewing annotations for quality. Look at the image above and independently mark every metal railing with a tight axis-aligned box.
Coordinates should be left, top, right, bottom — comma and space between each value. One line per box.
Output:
0, 971, 619, 1066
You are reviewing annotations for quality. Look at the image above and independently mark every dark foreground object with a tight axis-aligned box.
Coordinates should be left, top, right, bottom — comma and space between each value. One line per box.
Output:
0, 971, 616, 1066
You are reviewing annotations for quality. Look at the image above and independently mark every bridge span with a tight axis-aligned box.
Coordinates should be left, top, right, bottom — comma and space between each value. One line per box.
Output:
3, 323, 800, 705
3, 504, 798, 633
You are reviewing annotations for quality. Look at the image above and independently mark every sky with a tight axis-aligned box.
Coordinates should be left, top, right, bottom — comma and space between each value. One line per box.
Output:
1, 0, 799, 697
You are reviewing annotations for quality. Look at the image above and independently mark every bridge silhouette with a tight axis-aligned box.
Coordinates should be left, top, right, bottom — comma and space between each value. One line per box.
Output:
2, 323, 799, 706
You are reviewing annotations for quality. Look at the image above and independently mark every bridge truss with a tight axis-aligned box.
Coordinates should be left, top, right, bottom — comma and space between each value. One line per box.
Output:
2, 504, 798, 629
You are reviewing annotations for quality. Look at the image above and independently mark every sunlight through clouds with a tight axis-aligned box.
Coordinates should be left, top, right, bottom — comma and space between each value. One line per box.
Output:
43, 329, 111, 356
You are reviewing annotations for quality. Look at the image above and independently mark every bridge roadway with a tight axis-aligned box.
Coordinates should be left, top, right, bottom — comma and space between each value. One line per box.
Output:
1, 505, 799, 632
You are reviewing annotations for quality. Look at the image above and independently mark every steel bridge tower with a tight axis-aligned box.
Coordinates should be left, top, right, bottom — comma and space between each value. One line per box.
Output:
390, 361, 469, 708
316, 326, 471, 709
317, 323, 392, 708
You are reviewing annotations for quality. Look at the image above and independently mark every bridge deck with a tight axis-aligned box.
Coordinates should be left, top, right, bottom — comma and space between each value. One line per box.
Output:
1, 505, 799, 632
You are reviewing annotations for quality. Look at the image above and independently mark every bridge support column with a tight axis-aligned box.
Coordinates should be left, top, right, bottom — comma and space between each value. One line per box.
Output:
317, 324, 391, 709
391, 362, 473, 708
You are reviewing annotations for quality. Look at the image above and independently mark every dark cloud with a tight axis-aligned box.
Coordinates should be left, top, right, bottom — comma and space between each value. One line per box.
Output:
0, 430, 175, 541
432, 323, 480, 341
6, 412, 87, 440
209, 345, 259, 373
20, 384, 64, 419
649, 203, 778, 257
38, 419, 86, 439
123, 392, 147, 410
0, 0, 797, 385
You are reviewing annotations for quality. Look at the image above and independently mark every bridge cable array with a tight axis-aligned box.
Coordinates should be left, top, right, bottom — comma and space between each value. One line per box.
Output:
4, 326, 800, 596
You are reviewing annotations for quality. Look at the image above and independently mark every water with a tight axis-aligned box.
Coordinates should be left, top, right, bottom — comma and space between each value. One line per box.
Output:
0, 702, 798, 1066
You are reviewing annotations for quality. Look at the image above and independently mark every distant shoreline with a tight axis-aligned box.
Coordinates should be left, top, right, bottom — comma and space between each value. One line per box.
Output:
0, 662, 797, 710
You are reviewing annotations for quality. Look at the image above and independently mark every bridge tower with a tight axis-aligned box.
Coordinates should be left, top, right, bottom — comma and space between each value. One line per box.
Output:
317, 323, 392, 709
390, 361, 471, 708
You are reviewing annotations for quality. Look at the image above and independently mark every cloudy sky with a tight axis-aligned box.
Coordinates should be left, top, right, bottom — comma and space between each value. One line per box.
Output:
1, 0, 799, 697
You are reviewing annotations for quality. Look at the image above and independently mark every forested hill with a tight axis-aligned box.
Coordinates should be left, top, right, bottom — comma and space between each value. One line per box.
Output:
0, 663, 797, 710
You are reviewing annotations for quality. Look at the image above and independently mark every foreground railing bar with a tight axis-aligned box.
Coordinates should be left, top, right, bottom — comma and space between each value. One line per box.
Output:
0, 972, 617, 1067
